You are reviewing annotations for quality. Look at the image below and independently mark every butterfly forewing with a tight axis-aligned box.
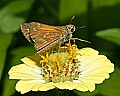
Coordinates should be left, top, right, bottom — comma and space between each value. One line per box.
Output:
21, 22, 67, 53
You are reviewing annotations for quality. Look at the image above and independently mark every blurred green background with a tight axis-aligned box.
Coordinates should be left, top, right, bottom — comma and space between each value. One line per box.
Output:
0, 0, 120, 96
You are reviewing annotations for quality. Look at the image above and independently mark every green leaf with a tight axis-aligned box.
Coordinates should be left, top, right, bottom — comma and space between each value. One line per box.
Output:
0, 15, 24, 33
0, 0, 34, 33
0, 0, 34, 16
96, 28, 120, 45
59, 0, 87, 21
0, 33, 13, 79
97, 67, 120, 96
93, 0, 120, 9
2, 46, 35, 96
1, 0, 34, 15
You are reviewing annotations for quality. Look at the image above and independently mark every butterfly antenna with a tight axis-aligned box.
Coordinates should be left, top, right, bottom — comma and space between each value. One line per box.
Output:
70, 16, 75, 24
76, 26, 86, 29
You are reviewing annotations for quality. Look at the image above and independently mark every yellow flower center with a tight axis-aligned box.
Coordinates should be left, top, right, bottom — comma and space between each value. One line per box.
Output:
40, 44, 80, 83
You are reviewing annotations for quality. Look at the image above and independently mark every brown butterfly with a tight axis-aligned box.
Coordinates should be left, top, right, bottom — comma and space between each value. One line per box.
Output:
21, 17, 89, 53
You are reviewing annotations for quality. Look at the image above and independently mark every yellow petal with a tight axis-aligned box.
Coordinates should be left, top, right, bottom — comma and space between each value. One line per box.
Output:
77, 48, 114, 85
37, 83, 55, 91
16, 80, 46, 94
8, 64, 42, 79
21, 55, 41, 68
79, 55, 114, 75
78, 74, 109, 84
53, 81, 78, 90
32, 83, 55, 91
74, 80, 95, 92
78, 48, 99, 56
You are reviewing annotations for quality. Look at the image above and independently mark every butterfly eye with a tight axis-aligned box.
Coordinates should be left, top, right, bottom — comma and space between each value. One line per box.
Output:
71, 27, 75, 32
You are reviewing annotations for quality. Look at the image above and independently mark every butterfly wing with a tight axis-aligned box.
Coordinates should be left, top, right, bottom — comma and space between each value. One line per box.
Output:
21, 22, 66, 53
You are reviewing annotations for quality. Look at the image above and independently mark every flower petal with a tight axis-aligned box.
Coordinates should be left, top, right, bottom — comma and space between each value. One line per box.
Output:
77, 48, 114, 84
78, 48, 99, 56
76, 83, 95, 92
21, 55, 41, 68
8, 64, 43, 79
16, 80, 52, 94
37, 83, 55, 91
53, 81, 78, 90
73, 80, 95, 92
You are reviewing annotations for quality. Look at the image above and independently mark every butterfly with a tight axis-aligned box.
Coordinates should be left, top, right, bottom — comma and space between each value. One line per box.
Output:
21, 16, 89, 53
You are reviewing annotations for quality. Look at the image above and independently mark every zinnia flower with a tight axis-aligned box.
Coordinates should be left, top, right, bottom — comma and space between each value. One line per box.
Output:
8, 44, 114, 94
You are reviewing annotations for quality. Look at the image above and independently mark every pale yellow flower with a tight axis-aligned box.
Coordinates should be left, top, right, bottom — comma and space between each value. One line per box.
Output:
8, 44, 114, 94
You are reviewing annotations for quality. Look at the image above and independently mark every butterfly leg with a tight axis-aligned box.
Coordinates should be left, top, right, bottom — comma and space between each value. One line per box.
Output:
73, 39, 75, 44
71, 38, 91, 44
58, 42, 62, 52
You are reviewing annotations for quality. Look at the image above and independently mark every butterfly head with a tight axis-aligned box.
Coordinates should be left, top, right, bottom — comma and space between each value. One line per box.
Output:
64, 24, 75, 41
66, 24, 75, 33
